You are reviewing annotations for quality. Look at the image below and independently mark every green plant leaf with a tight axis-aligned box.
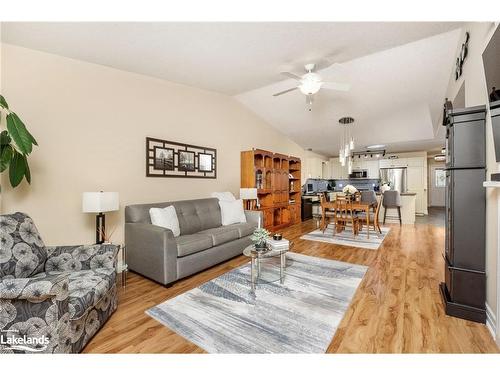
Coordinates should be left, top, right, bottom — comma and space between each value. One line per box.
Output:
0, 95, 8, 109
6, 112, 34, 154
23, 155, 31, 184
18, 113, 38, 146
9, 151, 26, 187
0, 130, 11, 146
0, 144, 14, 173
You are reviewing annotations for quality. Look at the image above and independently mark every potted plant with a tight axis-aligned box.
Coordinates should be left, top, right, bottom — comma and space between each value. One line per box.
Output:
250, 227, 271, 252
380, 181, 392, 193
0, 95, 38, 188
342, 184, 358, 199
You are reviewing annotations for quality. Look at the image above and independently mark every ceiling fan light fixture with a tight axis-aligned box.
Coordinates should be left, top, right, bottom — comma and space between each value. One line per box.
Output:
299, 73, 323, 95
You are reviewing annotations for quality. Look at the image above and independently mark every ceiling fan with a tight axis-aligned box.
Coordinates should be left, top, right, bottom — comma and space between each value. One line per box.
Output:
273, 63, 350, 110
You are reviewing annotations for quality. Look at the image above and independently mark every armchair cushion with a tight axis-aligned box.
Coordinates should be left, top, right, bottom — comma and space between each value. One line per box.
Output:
0, 272, 69, 302
61, 268, 116, 320
45, 244, 118, 272
0, 272, 71, 353
0, 212, 47, 279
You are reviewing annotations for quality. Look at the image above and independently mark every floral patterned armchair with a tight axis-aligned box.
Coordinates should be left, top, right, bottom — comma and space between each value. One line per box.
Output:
0, 212, 118, 353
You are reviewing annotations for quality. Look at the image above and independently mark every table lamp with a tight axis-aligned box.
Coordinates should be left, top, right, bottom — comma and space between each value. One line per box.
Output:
240, 188, 258, 210
82, 192, 119, 244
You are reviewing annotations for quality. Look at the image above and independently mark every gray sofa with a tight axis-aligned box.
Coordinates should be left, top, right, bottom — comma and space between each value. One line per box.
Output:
125, 198, 261, 286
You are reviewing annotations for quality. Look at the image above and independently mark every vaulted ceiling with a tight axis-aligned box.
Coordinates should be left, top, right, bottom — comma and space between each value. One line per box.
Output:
1, 22, 464, 155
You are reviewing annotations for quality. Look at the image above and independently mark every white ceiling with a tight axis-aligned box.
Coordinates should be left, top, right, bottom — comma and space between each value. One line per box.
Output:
1, 22, 464, 156
237, 29, 462, 156
2, 22, 462, 95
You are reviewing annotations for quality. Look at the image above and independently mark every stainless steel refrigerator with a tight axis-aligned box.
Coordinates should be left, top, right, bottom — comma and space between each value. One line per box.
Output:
379, 167, 407, 193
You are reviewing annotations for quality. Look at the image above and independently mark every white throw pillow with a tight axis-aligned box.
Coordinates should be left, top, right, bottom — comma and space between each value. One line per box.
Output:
149, 206, 181, 237
218, 199, 247, 226
211, 191, 236, 202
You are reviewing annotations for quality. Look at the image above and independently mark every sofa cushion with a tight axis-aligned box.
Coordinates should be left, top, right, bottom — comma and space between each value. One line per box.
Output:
175, 234, 213, 257
64, 268, 116, 320
199, 226, 240, 246
0, 212, 47, 279
228, 222, 257, 238
149, 206, 180, 237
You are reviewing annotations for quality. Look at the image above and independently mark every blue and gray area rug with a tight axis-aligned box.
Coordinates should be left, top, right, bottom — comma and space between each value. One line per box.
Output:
146, 252, 367, 353
300, 225, 390, 250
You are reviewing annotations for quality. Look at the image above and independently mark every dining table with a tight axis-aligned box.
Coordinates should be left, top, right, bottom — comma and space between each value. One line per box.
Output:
322, 200, 375, 238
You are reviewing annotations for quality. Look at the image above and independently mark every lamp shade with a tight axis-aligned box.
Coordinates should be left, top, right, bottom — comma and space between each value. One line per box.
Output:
240, 188, 258, 200
82, 192, 119, 213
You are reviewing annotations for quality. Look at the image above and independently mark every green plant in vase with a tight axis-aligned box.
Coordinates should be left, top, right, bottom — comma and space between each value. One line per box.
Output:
0, 94, 38, 188
250, 227, 270, 251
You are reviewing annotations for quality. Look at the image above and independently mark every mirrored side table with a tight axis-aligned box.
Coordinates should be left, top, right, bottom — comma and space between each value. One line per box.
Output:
117, 244, 128, 288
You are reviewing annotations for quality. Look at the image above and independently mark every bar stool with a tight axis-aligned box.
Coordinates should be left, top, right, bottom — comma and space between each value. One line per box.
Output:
383, 190, 402, 225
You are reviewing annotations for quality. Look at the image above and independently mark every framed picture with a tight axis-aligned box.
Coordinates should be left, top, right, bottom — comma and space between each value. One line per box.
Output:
146, 137, 217, 178
178, 150, 196, 171
199, 153, 213, 172
153, 147, 174, 170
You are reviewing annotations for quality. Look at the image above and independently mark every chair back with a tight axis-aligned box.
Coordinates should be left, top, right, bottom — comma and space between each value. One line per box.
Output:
360, 190, 377, 205
335, 196, 355, 221
374, 194, 383, 218
382, 190, 401, 208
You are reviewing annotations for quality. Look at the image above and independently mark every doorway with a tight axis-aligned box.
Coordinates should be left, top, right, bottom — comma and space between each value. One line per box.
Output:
428, 161, 445, 207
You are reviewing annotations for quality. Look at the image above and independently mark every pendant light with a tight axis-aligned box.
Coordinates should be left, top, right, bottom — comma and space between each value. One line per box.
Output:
338, 117, 355, 165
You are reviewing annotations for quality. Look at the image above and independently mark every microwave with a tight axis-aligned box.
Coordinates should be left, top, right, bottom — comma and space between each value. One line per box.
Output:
349, 170, 368, 178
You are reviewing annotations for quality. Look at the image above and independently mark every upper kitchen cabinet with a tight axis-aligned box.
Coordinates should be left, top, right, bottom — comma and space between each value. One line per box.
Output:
305, 157, 325, 179
379, 158, 408, 168
351, 159, 380, 178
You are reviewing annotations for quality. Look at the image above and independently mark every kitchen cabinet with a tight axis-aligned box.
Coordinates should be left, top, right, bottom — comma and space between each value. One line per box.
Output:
351, 159, 380, 179
379, 158, 408, 168
306, 157, 324, 179
329, 158, 346, 179
365, 160, 379, 178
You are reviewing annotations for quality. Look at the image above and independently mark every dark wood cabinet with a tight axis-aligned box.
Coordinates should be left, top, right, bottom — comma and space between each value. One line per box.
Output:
440, 105, 487, 323
241, 149, 301, 231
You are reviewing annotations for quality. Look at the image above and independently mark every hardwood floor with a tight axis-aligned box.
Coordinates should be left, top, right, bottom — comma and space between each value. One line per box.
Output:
84, 220, 499, 353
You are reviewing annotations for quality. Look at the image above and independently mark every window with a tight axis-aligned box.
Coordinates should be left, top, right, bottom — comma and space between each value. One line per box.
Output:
435, 169, 446, 188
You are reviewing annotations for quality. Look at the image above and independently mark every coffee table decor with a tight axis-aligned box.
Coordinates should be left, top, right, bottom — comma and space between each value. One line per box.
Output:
243, 241, 289, 292
146, 252, 367, 353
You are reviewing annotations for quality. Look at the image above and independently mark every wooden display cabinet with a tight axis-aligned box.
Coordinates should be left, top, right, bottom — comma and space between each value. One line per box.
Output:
241, 149, 302, 231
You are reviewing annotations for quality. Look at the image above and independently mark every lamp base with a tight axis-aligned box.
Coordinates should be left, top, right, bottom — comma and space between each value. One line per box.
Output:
96, 213, 105, 244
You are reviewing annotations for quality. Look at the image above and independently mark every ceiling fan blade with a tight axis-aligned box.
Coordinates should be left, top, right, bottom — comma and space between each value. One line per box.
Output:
273, 87, 299, 97
280, 72, 302, 80
322, 82, 351, 92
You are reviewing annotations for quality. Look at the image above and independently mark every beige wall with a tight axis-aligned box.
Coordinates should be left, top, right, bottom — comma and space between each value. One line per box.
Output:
0, 43, 310, 245
445, 22, 499, 331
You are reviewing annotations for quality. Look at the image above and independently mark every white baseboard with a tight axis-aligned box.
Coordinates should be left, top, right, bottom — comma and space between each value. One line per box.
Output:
485, 303, 497, 343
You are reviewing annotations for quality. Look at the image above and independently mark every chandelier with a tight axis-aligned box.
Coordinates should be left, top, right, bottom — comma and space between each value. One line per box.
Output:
338, 117, 355, 173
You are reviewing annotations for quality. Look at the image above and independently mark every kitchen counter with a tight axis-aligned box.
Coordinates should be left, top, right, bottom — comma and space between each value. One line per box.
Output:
377, 193, 416, 224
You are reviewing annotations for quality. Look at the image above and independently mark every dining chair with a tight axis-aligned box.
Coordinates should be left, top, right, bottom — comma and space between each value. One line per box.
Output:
319, 193, 335, 232
358, 194, 383, 234
335, 196, 359, 237
360, 190, 377, 206
383, 190, 402, 225
353, 191, 362, 202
